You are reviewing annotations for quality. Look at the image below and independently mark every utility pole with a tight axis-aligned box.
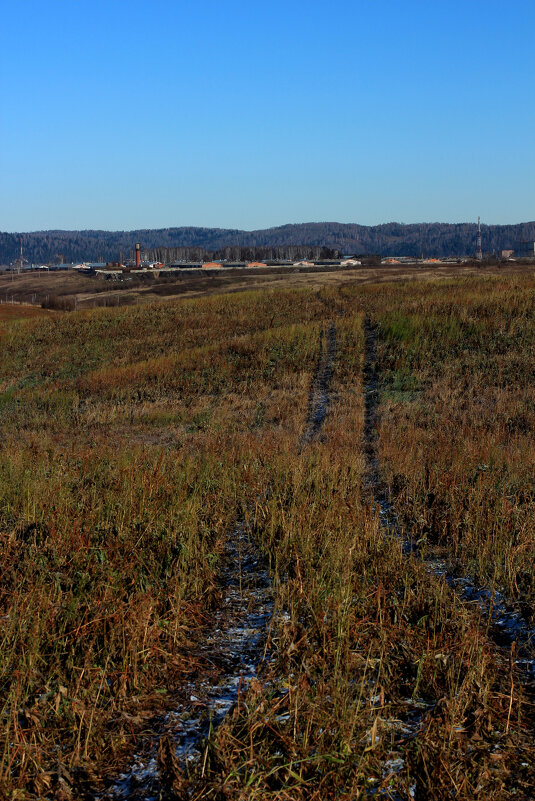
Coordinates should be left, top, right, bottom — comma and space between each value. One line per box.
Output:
476, 217, 482, 261
17, 238, 26, 274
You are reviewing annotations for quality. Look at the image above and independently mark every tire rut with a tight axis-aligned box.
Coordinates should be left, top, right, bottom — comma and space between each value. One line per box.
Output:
362, 316, 535, 797
299, 321, 337, 449
94, 322, 338, 800
363, 316, 535, 678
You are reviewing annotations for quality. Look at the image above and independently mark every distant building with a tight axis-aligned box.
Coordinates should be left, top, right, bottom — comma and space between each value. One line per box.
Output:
247, 261, 268, 268
202, 262, 223, 270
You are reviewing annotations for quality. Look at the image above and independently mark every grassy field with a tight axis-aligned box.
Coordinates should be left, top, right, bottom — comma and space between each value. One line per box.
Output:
367, 277, 535, 609
0, 275, 534, 799
2, 261, 535, 312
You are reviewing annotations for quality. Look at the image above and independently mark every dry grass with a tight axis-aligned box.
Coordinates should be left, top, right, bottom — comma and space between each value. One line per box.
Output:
1, 277, 534, 799
0, 288, 328, 797
0, 303, 54, 321
182, 291, 535, 800
366, 277, 535, 611
2, 261, 534, 312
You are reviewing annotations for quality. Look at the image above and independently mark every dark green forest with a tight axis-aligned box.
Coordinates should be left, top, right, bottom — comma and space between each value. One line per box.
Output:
1, 220, 534, 264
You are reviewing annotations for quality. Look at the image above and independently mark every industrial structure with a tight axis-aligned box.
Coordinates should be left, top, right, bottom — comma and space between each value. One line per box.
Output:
14, 237, 28, 273
476, 217, 482, 261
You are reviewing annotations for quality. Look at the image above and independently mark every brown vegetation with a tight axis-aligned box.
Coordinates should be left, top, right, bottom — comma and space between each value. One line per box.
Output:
368, 277, 535, 611
1, 260, 534, 315
0, 275, 534, 798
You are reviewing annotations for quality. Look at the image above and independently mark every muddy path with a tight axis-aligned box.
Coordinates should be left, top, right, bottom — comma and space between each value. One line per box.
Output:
363, 316, 535, 675
94, 321, 338, 800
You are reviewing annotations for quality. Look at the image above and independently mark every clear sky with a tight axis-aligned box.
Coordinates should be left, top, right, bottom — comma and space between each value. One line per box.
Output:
1, 0, 534, 232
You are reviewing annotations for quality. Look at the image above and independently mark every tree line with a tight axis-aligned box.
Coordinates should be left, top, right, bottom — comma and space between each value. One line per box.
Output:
144, 246, 341, 263
1, 221, 535, 264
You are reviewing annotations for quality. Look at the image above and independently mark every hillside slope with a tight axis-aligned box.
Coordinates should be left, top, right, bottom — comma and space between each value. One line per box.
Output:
2, 220, 535, 263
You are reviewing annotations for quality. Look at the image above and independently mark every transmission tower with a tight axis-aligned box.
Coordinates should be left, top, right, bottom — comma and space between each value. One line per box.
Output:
17, 237, 27, 273
476, 217, 482, 261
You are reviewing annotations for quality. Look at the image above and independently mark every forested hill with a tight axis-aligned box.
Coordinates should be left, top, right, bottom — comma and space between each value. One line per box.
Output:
2, 221, 535, 264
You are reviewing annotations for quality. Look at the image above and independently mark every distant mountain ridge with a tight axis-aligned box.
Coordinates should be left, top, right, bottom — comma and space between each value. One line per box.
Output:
2, 221, 535, 264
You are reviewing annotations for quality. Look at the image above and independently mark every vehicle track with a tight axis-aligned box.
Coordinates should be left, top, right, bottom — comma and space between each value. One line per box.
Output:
299, 321, 337, 449
361, 316, 535, 798
95, 523, 273, 801
363, 316, 535, 676
94, 321, 338, 800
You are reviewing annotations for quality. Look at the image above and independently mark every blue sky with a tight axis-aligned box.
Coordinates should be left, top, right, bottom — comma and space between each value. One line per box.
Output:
1, 0, 534, 231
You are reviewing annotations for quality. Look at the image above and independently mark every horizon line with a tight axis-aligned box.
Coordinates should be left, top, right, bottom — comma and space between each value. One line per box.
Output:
4, 219, 535, 235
